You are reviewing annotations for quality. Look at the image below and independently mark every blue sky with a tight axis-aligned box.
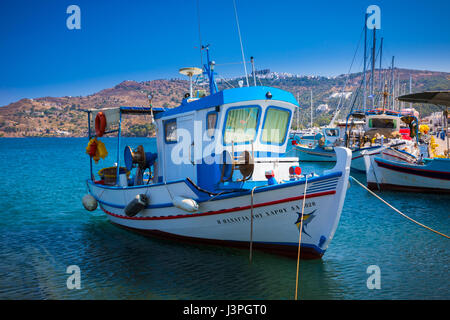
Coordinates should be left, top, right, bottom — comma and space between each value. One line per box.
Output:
0, 0, 449, 106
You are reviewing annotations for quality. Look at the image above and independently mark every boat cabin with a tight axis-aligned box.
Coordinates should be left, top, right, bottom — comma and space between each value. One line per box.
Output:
345, 109, 419, 147
153, 85, 300, 191
85, 89, 301, 193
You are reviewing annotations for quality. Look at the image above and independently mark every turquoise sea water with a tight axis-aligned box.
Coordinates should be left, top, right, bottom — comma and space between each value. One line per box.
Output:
0, 137, 448, 300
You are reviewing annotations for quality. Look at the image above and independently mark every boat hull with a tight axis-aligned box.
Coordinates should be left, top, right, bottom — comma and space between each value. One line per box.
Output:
364, 155, 450, 193
88, 148, 352, 259
293, 145, 384, 172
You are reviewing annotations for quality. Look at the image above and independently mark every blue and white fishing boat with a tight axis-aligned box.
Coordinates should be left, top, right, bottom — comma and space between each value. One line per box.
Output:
363, 91, 450, 193
82, 48, 352, 259
289, 128, 323, 148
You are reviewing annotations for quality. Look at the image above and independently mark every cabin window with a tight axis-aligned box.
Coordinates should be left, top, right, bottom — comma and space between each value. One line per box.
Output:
261, 107, 291, 145
325, 128, 339, 137
164, 119, 177, 143
206, 112, 218, 137
223, 106, 260, 145
369, 118, 397, 129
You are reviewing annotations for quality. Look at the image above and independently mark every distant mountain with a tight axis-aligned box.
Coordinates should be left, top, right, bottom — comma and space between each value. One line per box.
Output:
0, 68, 448, 137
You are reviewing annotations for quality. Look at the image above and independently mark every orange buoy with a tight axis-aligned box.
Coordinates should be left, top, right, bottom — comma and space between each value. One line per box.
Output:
95, 112, 107, 137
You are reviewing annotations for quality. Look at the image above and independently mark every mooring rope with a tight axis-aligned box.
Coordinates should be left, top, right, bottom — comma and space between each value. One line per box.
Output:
295, 175, 308, 300
249, 186, 258, 263
350, 176, 450, 239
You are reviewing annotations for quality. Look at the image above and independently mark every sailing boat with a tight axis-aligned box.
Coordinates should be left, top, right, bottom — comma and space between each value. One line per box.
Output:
289, 90, 322, 147
290, 12, 420, 171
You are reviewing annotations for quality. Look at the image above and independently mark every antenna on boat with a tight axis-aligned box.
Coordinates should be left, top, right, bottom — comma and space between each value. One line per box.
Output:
250, 56, 257, 86
232, 0, 249, 87
179, 67, 203, 99
202, 45, 218, 95
196, 0, 203, 67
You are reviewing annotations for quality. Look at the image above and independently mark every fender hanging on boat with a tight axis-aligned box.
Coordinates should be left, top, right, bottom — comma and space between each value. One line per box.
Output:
125, 194, 149, 217
172, 196, 199, 212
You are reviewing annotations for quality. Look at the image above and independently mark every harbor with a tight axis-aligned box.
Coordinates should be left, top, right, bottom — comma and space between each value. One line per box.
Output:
0, 1, 449, 303
0, 137, 449, 299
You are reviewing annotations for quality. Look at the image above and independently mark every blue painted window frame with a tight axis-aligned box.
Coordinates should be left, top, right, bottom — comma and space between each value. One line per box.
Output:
260, 106, 292, 146
222, 105, 262, 146
164, 118, 177, 144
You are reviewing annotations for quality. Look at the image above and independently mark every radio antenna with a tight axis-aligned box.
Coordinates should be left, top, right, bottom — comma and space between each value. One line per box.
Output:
196, 0, 203, 67
232, 0, 249, 87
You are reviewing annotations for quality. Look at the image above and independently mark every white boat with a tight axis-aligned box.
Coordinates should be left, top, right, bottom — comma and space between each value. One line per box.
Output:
291, 109, 421, 171
364, 153, 450, 193
363, 91, 450, 193
289, 128, 322, 148
82, 50, 352, 259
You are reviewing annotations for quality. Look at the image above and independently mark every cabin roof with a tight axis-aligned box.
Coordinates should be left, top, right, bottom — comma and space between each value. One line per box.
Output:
153, 86, 299, 119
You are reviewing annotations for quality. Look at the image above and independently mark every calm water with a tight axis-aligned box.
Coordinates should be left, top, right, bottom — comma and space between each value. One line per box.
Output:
0, 138, 448, 300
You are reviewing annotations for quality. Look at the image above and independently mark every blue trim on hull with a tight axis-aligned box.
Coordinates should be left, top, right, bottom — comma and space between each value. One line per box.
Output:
88, 171, 342, 210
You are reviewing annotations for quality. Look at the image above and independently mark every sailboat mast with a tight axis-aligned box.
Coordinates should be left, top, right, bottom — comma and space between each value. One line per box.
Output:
297, 92, 300, 130
409, 74, 412, 108
397, 73, 400, 110
390, 56, 395, 109
378, 37, 383, 107
310, 89, 313, 128
363, 13, 368, 112
370, 27, 376, 108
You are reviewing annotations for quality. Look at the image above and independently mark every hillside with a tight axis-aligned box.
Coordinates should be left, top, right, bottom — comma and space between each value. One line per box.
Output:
0, 68, 448, 137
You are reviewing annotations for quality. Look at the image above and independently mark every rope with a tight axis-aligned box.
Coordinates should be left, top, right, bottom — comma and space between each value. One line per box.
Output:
350, 176, 450, 239
249, 186, 259, 263
248, 184, 267, 263
295, 175, 308, 300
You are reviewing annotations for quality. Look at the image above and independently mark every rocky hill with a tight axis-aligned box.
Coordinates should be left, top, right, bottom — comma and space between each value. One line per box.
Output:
0, 68, 448, 137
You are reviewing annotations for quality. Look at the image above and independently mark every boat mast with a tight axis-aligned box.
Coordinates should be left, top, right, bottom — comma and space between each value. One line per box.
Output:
409, 74, 412, 108
378, 37, 383, 107
310, 89, 313, 128
363, 13, 368, 112
390, 56, 395, 109
397, 72, 400, 110
370, 27, 376, 109
297, 92, 300, 130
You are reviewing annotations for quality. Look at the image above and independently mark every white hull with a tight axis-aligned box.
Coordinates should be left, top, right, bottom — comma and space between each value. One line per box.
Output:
88, 148, 352, 258
363, 153, 450, 193
293, 145, 384, 172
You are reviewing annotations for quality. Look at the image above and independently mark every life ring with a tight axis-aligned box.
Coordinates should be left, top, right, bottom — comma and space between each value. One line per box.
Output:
95, 112, 107, 137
